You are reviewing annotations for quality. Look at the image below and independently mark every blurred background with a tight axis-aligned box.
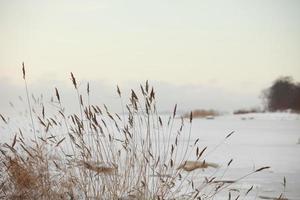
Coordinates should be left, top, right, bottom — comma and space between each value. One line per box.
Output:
0, 0, 299, 114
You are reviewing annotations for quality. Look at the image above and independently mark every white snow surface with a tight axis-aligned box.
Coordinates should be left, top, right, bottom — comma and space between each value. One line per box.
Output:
1, 112, 299, 199
185, 112, 300, 199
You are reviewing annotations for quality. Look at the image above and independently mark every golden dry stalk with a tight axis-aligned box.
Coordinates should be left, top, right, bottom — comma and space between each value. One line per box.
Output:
8, 158, 37, 189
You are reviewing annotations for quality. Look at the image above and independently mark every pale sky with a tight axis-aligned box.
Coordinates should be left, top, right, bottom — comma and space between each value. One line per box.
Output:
0, 0, 299, 113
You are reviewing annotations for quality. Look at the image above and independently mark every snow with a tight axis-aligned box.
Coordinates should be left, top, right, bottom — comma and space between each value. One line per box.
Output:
1, 112, 299, 199
183, 112, 300, 199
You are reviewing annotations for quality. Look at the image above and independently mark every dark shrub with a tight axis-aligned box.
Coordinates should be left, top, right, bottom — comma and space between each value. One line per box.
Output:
263, 76, 300, 112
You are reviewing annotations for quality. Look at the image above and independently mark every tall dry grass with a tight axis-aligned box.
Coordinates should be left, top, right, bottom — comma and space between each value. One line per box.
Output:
0, 64, 278, 200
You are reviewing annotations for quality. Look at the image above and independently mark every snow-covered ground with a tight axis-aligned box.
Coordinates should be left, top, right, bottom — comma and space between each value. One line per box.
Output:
1, 112, 299, 199
183, 112, 300, 199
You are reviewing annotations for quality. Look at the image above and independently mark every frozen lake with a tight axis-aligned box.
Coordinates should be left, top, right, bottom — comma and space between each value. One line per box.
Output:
1, 112, 299, 199
181, 112, 300, 199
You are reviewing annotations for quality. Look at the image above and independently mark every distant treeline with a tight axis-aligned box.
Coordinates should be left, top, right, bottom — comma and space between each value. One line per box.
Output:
262, 76, 300, 112
233, 107, 263, 115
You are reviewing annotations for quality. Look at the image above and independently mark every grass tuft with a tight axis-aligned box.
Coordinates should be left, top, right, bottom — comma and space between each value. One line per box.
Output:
0, 65, 278, 199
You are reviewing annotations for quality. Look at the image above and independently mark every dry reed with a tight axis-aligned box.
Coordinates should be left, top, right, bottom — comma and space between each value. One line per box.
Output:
0, 64, 279, 200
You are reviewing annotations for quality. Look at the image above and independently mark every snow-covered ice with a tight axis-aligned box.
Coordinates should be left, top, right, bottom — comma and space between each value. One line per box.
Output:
1, 112, 299, 199
184, 112, 300, 199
